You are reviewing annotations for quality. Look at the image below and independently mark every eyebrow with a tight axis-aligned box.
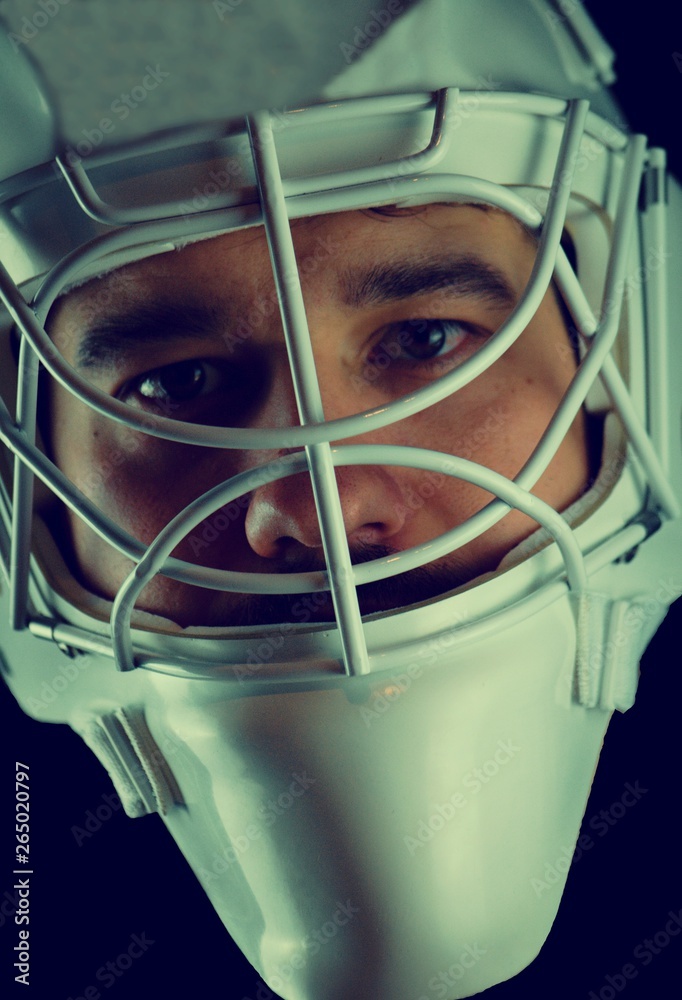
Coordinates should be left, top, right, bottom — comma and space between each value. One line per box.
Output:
72, 302, 228, 371
341, 255, 518, 311
70, 254, 517, 371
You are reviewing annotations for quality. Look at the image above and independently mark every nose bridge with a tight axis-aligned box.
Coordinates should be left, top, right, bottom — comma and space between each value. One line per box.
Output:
239, 296, 411, 558
247, 351, 347, 444
242, 359, 407, 559
253, 348, 302, 431
315, 359, 363, 426
251, 316, 366, 432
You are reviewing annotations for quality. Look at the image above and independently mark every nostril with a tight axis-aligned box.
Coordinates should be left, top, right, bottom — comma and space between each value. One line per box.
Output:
244, 466, 408, 562
278, 535, 326, 569
349, 522, 393, 547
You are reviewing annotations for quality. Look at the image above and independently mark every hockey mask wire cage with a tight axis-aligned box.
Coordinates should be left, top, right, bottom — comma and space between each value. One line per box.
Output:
0, 88, 677, 679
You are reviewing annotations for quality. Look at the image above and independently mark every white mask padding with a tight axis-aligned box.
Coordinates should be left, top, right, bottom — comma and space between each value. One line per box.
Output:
79, 706, 183, 818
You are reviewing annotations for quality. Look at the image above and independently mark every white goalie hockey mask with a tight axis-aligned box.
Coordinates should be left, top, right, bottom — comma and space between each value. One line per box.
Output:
1, 2, 681, 998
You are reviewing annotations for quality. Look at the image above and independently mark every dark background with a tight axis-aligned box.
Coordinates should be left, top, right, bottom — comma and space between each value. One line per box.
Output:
1, 2, 681, 998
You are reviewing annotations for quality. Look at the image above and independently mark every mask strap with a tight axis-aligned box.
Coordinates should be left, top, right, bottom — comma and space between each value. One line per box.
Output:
571, 592, 670, 713
79, 707, 183, 818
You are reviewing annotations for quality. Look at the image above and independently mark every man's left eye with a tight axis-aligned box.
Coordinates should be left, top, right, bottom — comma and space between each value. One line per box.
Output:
368, 319, 472, 367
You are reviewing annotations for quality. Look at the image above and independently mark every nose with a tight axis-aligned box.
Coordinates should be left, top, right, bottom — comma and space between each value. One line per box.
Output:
245, 465, 408, 561
243, 356, 409, 561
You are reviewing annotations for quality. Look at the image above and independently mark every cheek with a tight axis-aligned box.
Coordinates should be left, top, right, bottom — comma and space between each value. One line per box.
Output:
385, 376, 530, 486
87, 438, 241, 545
381, 363, 588, 539
49, 390, 224, 553
58, 426, 162, 539
51, 429, 244, 606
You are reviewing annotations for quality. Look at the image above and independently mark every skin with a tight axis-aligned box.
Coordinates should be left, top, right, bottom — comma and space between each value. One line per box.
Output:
47, 205, 590, 627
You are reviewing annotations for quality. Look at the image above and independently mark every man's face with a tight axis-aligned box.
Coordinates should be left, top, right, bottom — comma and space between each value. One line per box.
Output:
46, 204, 589, 627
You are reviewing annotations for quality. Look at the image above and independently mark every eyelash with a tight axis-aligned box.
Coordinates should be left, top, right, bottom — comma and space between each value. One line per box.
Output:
366, 318, 481, 371
115, 317, 482, 417
117, 359, 230, 413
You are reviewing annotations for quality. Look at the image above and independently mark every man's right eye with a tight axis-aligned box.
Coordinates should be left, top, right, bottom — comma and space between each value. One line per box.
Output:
117, 359, 241, 419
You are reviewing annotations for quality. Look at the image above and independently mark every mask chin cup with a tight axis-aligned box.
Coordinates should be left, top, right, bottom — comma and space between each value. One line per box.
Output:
76, 588, 645, 830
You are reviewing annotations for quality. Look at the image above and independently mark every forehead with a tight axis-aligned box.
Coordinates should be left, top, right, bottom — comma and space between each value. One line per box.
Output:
54, 204, 535, 323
